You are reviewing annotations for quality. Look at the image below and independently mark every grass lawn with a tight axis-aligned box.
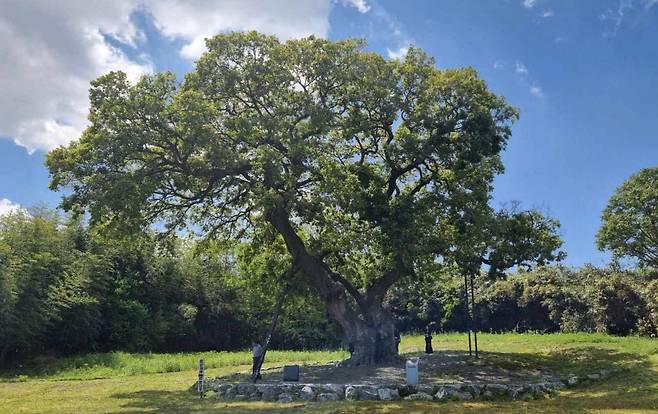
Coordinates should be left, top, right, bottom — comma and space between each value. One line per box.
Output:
1, 333, 657, 413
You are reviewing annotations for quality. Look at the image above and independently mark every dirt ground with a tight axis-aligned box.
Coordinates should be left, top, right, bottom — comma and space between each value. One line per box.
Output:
220, 350, 554, 385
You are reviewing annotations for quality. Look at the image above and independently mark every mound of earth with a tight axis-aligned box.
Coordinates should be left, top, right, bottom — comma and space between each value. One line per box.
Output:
220, 351, 554, 385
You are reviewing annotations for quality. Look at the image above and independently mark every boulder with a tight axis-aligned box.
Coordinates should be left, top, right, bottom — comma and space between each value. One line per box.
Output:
404, 392, 434, 401
507, 385, 524, 399
518, 392, 535, 401
485, 383, 509, 397
317, 393, 339, 402
320, 384, 345, 398
587, 373, 601, 381
464, 384, 482, 398
419, 385, 437, 395
278, 393, 294, 403
258, 385, 281, 402
345, 386, 358, 401
300, 385, 316, 401
377, 388, 399, 401
435, 386, 473, 401
550, 380, 565, 391
235, 383, 256, 395
528, 383, 549, 398
215, 384, 233, 398
567, 375, 578, 386
397, 385, 417, 398
356, 386, 379, 401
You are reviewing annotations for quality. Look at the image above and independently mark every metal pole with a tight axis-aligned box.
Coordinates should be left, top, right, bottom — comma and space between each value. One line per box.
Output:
253, 281, 289, 383
469, 272, 479, 358
463, 273, 472, 356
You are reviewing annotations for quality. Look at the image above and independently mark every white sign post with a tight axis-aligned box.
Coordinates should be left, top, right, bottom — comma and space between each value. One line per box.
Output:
197, 359, 205, 398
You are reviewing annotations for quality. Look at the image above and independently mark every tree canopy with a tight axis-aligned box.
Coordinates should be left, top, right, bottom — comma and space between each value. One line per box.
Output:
47, 32, 563, 364
598, 167, 658, 268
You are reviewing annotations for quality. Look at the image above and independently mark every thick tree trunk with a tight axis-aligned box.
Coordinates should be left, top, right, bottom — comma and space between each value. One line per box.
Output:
267, 206, 399, 365
342, 304, 398, 366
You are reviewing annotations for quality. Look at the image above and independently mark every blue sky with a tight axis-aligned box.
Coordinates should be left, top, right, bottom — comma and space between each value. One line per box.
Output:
1, 0, 657, 266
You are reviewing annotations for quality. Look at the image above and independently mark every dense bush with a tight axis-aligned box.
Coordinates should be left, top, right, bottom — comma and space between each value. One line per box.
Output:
0, 210, 341, 364
387, 265, 656, 336
1, 209, 655, 365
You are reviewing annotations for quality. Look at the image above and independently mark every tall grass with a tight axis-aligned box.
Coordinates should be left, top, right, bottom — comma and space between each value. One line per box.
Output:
2, 349, 348, 381
4, 332, 657, 381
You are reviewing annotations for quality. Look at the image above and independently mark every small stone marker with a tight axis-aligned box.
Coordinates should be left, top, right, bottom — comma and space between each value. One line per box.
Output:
197, 359, 205, 397
405, 357, 419, 386
282, 365, 299, 381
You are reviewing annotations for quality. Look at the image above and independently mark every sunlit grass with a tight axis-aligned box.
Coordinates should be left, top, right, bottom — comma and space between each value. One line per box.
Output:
2, 349, 348, 381
1, 333, 658, 413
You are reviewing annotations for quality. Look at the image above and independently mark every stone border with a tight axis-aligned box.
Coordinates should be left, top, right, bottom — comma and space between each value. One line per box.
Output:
200, 368, 617, 403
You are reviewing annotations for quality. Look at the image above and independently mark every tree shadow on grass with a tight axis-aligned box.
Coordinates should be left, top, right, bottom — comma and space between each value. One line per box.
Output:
109, 347, 657, 414
215, 346, 649, 385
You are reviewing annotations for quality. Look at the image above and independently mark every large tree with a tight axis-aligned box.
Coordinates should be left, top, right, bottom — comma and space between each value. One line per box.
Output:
48, 32, 558, 364
598, 167, 658, 268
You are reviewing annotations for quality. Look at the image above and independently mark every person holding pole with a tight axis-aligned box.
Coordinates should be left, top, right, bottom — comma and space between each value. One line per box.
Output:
252, 342, 263, 380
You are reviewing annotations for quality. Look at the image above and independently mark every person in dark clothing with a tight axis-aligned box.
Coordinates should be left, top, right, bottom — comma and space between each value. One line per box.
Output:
252, 342, 263, 379
348, 342, 354, 358
424, 327, 433, 354
394, 332, 401, 354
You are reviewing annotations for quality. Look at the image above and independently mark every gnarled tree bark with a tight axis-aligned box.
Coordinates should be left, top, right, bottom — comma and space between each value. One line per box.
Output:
266, 205, 398, 365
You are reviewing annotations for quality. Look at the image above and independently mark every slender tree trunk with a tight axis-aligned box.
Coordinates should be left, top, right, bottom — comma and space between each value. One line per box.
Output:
267, 206, 398, 365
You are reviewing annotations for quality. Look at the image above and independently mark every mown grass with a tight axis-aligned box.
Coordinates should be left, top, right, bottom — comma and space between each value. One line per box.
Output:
1, 333, 658, 414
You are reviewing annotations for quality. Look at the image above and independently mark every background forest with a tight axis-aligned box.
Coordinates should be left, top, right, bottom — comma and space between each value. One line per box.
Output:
2, 207, 656, 365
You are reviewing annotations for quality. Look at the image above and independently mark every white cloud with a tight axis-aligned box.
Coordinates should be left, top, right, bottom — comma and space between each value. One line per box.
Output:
522, 0, 537, 9
600, 0, 634, 37
529, 85, 544, 98
511, 60, 544, 98
387, 46, 408, 60
0, 0, 345, 154
0, 1, 153, 154
554, 36, 565, 44
342, 0, 371, 13
515, 61, 529, 76
0, 199, 24, 216
541, 9, 554, 18
493, 61, 505, 70
645, 0, 658, 8
144, 0, 333, 59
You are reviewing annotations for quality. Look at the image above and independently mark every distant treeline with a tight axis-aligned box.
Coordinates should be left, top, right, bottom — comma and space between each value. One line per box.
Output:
390, 265, 658, 337
1, 210, 656, 364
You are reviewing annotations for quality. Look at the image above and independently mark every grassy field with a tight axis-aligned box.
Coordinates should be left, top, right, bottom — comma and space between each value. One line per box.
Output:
1, 333, 657, 413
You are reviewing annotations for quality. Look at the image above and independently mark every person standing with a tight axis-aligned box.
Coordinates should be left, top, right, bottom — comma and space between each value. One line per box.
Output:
252, 341, 264, 379
424, 327, 433, 354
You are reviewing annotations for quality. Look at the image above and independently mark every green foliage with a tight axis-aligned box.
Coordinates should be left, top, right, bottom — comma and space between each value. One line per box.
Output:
482, 205, 566, 278
598, 167, 658, 268
387, 265, 657, 336
45, 32, 536, 326
0, 208, 341, 363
